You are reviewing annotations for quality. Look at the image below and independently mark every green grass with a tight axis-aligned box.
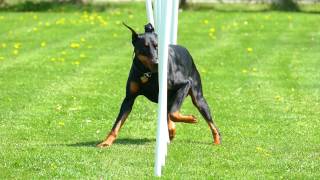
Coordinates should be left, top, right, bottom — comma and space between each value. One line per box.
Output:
1, 3, 320, 179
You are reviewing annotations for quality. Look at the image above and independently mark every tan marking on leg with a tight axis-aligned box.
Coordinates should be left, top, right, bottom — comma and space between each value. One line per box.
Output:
169, 111, 197, 124
208, 122, 221, 145
167, 115, 176, 141
97, 112, 130, 147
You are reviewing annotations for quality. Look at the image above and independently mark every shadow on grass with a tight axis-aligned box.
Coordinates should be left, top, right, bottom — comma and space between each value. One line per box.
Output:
66, 138, 154, 147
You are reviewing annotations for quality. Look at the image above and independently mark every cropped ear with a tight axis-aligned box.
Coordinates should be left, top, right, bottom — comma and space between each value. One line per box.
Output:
144, 23, 154, 33
123, 22, 138, 43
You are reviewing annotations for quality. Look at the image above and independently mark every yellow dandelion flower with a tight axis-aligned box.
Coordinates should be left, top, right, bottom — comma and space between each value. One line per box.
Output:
70, 43, 80, 48
14, 43, 21, 49
100, 21, 108, 26
209, 27, 215, 33
13, 50, 19, 55
33, 27, 38, 32
72, 61, 80, 65
58, 57, 65, 62
275, 95, 282, 101
41, 42, 46, 47
33, 15, 38, 20
56, 104, 62, 110
58, 121, 65, 126
247, 47, 253, 53
287, 15, 292, 20
252, 67, 257, 72
50, 57, 56, 62
203, 19, 209, 25
56, 18, 66, 25
242, 69, 248, 73
45, 22, 51, 27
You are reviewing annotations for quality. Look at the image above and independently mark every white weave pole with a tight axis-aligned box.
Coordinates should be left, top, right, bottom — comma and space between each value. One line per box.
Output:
145, 0, 154, 26
146, 0, 180, 177
154, 0, 172, 177
170, 0, 180, 45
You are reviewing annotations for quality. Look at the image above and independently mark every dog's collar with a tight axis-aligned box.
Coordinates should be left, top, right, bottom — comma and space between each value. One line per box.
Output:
133, 57, 154, 76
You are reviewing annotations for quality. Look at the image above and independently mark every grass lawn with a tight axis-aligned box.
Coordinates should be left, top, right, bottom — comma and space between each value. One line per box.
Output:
0, 3, 320, 179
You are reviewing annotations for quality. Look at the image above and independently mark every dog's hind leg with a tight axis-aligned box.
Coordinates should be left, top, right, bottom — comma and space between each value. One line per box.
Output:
190, 82, 221, 145
168, 81, 197, 124
167, 116, 176, 141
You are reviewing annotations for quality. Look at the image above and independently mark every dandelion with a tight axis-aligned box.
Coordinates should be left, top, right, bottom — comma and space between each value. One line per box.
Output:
56, 104, 62, 111
275, 95, 283, 101
58, 57, 65, 62
50, 57, 56, 62
33, 27, 38, 32
264, 15, 271, 20
209, 27, 215, 33
287, 15, 292, 21
13, 50, 19, 55
70, 42, 80, 48
45, 22, 51, 27
242, 69, 248, 73
58, 121, 65, 127
33, 15, 38, 20
72, 61, 80, 65
56, 18, 66, 25
14, 43, 21, 49
252, 67, 257, 72
247, 47, 253, 53
41, 41, 46, 47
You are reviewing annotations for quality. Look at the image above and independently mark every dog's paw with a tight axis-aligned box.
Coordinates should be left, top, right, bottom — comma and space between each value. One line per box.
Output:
213, 132, 222, 145
190, 115, 197, 123
97, 141, 112, 148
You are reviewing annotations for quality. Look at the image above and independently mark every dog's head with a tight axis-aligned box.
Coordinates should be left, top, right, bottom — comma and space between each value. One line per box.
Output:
123, 23, 158, 72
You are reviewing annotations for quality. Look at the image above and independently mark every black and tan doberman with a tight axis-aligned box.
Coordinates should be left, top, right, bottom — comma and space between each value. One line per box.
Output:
97, 23, 221, 147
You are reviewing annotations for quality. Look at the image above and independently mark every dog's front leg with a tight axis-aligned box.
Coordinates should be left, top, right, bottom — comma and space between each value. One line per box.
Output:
97, 95, 136, 147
